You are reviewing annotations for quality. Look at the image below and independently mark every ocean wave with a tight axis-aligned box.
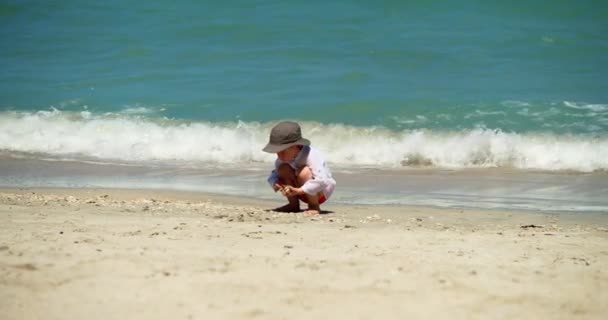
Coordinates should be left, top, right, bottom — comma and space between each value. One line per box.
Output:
564, 101, 608, 113
1, 110, 607, 172
119, 106, 164, 115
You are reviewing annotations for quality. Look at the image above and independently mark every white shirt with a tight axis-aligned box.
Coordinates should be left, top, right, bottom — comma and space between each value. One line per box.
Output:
267, 146, 336, 199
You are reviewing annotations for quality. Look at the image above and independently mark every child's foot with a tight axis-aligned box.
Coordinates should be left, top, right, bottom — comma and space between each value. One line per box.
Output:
274, 203, 301, 213
304, 209, 320, 216
304, 205, 321, 216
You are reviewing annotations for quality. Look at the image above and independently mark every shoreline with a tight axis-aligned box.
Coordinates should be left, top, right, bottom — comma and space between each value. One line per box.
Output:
3, 186, 607, 221
2, 157, 608, 213
1, 187, 607, 319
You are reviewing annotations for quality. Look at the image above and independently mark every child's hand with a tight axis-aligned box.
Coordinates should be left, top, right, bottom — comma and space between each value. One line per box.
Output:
283, 187, 304, 197
274, 184, 291, 197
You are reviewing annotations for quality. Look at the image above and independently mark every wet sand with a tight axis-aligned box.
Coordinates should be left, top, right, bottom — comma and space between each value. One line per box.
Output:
2, 157, 607, 212
1, 187, 607, 319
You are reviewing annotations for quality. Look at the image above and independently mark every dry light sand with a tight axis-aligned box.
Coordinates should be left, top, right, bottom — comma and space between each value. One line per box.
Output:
0, 187, 607, 320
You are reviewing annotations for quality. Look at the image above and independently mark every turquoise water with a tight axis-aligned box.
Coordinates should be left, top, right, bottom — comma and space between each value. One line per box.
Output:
1, 1, 608, 211
1, 1, 607, 171
2, 1, 607, 129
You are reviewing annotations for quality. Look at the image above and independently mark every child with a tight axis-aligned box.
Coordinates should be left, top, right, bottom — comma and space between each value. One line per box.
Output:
263, 121, 336, 215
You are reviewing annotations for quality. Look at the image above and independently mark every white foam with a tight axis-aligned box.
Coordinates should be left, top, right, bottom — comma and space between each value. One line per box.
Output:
119, 104, 166, 115
464, 110, 507, 119
1, 110, 607, 172
391, 115, 428, 125
564, 101, 608, 113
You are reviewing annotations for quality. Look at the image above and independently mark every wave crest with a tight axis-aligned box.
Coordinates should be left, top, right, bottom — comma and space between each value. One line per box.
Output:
1, 110, 607, 172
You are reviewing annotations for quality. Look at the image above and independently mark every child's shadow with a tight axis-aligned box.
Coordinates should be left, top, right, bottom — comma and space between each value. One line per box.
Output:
266, 208, 334, 215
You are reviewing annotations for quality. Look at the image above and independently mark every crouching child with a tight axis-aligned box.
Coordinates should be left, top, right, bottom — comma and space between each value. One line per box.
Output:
262, 121, 336, 215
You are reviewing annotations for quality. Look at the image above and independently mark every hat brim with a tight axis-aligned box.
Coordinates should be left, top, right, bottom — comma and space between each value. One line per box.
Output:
262, 138, 310, 153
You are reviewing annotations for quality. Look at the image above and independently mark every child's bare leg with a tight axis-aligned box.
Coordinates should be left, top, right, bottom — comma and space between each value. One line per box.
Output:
274, 163, 300, 212
297, 166, 321, 215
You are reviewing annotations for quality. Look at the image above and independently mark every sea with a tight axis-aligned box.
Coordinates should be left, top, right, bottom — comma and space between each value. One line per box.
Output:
1, 1, 607, 213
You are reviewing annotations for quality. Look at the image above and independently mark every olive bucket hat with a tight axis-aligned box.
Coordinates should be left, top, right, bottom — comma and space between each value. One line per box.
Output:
262, 121, 310, 153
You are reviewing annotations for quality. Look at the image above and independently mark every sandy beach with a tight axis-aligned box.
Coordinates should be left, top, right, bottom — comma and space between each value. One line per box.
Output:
1, 187, 607, 320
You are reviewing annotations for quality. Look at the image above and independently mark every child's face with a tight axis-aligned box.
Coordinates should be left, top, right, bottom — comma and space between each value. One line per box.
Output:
277, 145, 300, 162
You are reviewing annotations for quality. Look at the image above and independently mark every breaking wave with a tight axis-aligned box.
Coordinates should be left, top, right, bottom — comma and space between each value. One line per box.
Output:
1, 110, 607, 172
